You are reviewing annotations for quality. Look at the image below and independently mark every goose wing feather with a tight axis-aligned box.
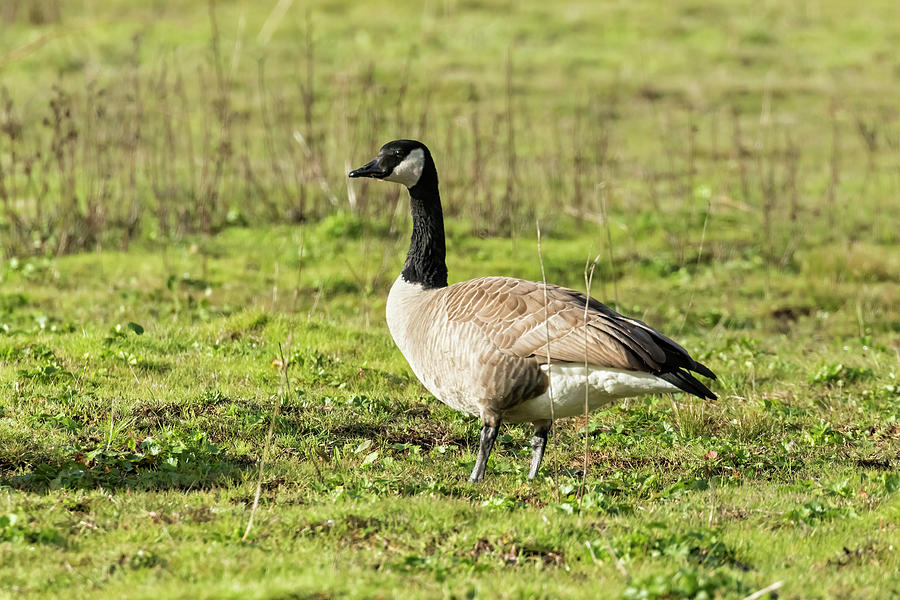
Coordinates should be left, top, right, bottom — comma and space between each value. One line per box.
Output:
443, 276, 716, 398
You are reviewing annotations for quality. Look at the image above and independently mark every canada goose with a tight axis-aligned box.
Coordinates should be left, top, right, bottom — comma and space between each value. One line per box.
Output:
349, 139, 717, 481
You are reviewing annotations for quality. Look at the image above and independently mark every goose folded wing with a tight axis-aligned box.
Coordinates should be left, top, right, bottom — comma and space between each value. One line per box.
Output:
444, 277, 716, 382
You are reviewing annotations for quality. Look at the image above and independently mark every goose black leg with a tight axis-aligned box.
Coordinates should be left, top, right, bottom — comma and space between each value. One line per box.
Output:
469, 422, 501, 482
528, 421, 551, 480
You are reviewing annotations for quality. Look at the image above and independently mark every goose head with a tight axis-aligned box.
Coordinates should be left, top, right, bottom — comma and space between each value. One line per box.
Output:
349, 139, 433, 189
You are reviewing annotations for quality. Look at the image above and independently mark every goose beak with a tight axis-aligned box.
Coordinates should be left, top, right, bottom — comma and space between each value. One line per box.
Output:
349, 158, 387, 179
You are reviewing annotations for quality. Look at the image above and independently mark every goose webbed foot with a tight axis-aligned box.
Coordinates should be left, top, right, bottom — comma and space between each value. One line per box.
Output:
469, 422, 500, 482
528, 421, 551, 480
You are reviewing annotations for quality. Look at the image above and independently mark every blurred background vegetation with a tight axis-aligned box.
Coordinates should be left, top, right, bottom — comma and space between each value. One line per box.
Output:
1, 0, 898, 261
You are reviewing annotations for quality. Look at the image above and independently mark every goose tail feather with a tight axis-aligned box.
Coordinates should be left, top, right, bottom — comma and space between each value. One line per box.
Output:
658, 368, 717, 400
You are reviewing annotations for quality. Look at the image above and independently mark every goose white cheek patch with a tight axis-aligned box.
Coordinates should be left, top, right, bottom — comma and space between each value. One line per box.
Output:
385, 148, 425, 187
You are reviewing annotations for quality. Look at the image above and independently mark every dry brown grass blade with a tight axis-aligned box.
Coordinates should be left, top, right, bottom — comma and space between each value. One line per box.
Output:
242, 340, 290, 542
677, 198, 711, 335
742, 580, 784, 600
536, 220, 558, 498
0, 28, 69, 69
581, 253, 600, 500
258, 0, 295, 46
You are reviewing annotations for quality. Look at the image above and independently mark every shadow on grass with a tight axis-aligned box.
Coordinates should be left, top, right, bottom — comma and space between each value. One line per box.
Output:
1, 432, 253, 493
326, 421, 468, 452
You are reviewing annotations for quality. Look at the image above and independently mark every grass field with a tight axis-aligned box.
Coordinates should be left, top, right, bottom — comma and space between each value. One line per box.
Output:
1, 1, 899, 598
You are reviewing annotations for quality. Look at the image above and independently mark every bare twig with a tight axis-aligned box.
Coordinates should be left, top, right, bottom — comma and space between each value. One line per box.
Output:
503, 50, 517, 235
294, 130, 338, 207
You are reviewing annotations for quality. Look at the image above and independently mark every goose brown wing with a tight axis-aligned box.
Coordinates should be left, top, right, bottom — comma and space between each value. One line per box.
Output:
443, 276, 716, 399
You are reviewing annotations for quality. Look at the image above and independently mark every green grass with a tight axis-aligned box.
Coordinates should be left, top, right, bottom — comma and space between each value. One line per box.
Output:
2, 222, 898, 599
2, 0, 900, 598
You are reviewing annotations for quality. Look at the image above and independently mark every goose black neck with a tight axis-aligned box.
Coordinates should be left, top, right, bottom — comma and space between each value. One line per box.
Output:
402, 164, 447, 289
